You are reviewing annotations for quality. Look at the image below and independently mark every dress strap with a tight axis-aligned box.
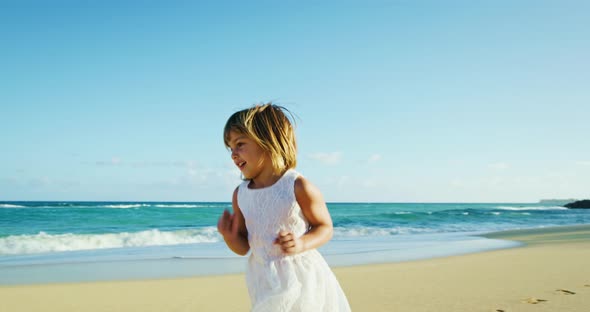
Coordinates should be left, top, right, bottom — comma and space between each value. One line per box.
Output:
284, 169, 300, 184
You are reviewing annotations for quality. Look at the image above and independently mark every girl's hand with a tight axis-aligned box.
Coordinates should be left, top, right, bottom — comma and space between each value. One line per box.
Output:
217, 209, 240, 239
275, 231, 305, 255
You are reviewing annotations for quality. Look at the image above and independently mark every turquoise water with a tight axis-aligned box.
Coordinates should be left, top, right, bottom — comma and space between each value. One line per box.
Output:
1, 201, 589, 285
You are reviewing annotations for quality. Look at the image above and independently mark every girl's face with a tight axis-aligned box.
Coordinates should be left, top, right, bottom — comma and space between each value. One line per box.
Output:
227, 130, 271, 180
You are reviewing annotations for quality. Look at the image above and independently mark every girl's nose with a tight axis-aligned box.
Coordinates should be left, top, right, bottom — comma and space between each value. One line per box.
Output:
230, 149, 238, 159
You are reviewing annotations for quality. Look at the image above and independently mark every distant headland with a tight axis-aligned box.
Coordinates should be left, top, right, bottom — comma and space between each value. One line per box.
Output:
564, 200, 590, 209
538, 199, 578, 206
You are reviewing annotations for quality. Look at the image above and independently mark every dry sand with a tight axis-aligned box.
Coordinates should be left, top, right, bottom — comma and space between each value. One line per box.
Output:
1, 225, 589, 311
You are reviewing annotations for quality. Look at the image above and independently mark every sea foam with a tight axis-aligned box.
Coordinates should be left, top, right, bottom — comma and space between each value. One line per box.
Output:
0, 204, 26, 208
494, 206, 568, 211
103, 204, 150, 209
0, 227, 221, 255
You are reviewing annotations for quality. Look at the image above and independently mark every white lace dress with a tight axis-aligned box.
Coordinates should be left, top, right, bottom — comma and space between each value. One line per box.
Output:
237, 169, 351, 312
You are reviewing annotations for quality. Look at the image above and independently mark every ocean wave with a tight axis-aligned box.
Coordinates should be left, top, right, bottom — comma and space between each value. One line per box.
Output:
333, 226, 436, 237
494, 206, 568, 211
0, 227, 221, 255
0, 203, 230, 209
153, 204, 223, 208
0, 204, 26, 208
103, 204, 151, 209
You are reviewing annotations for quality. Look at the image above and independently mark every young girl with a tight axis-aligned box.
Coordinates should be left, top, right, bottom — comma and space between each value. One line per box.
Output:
218, 103, 351, 311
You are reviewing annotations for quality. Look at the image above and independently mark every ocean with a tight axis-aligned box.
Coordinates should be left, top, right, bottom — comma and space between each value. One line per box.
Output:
1, 201, 589, 285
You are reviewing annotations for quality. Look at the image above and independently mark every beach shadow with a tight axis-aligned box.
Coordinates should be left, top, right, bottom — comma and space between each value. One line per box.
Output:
522, 297, 548, 304
555, 288, 576, 295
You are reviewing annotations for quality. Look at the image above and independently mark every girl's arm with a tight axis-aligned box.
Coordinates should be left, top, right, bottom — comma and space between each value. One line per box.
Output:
217, 187, 250, 256
276, 176, 334, 255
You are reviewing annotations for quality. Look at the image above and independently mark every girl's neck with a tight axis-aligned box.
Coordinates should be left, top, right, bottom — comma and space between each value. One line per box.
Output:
249, 167, 287, 189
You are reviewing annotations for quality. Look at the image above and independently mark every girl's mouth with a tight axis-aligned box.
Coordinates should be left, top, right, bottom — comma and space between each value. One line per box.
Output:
237, 161, 246, 170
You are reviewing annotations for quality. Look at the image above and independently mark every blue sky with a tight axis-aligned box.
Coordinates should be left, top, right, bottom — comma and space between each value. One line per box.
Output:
1, 0, 588, 202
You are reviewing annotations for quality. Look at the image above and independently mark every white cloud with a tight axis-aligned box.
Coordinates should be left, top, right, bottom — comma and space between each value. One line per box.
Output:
576, 161, 590, 166
488, 162, 509, 170
337, 175, 351, 188
28, 176, 51, 187
486, 176, 505, 187
367, 154, 382, 164
91, 159, 200, 168
361, 178, 377, 188
308, 152, 342, 165
450, 178, 465, 188
95, 159, 121, 166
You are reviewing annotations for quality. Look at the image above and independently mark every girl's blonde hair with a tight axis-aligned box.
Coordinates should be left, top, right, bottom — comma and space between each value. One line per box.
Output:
224, 103, 297, 175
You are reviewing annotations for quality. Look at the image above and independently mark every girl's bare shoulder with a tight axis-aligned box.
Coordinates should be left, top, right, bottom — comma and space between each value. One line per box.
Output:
294, 175, 323, 201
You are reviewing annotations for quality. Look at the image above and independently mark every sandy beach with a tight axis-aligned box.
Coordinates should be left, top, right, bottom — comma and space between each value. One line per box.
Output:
1, 225, 589, 312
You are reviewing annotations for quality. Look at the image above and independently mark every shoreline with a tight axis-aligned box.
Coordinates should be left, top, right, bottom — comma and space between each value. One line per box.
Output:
481, 223, 590, 244
0, 230, 519, 286
1, 224, 589, 311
